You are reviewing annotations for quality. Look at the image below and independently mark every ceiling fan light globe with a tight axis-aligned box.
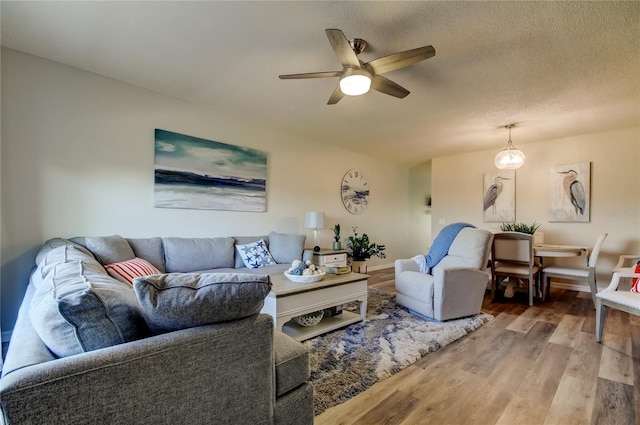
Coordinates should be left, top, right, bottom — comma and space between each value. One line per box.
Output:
495, 148, 526, 169
339, 74, 371, 96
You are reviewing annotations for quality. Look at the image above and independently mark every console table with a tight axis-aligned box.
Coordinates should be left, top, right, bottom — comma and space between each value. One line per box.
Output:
261, 272, 368, 341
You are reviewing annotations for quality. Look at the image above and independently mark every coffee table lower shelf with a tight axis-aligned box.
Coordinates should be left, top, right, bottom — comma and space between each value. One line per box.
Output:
261, 272, 369, 342
281, 310, 363, 342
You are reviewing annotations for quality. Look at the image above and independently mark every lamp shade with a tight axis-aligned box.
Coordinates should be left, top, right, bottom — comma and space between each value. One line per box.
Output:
495, 124, 525, 170
340, 75, 371, 96
304, 212, 325, 229
494, 147, 526, 169
339, 68, 372, 96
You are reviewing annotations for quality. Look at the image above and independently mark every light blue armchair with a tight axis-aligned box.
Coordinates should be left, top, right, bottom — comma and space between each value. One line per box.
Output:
394, 228, 493, 321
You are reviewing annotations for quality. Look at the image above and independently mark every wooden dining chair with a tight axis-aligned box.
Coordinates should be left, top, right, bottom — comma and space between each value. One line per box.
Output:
541, 233, 607, 307
491, 232, 540, 306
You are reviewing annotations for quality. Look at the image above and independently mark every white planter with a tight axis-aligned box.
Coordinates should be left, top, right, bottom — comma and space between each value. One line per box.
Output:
351, 260, 367, 273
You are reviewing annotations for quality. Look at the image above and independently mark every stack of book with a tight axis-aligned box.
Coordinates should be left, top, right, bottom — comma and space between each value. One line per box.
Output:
323, 265, 351, 275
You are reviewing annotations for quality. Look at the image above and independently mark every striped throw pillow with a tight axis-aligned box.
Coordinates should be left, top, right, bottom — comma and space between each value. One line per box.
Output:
105, 257, 161, 285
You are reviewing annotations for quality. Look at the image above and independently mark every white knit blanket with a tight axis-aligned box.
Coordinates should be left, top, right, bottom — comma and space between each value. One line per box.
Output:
411, 255, 430, 274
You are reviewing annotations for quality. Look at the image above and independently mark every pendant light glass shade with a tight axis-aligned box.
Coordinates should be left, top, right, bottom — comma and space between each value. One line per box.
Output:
495, 125, 525, 170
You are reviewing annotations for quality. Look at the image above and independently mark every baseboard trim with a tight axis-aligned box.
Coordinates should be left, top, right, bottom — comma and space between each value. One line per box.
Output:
367, 263, 394, 272
550, 281, 593, 293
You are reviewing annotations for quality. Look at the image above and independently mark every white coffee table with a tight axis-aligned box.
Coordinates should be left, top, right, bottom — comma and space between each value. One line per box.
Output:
261, 272, 368, 341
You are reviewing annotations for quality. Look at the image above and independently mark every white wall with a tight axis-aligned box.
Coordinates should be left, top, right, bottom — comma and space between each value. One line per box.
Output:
0, 49, 411, 333
3, 47, 638, 334
408, 160, 432, 254
431, 126, 640, 285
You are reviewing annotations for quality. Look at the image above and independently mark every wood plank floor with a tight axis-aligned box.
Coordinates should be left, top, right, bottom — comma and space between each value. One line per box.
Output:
314, 268, 639, 425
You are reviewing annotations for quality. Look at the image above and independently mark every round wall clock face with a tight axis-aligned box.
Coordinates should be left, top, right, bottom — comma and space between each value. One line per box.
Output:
341, 169, 369, 214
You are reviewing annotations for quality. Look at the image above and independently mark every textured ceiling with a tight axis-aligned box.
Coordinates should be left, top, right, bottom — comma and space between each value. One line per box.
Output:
2, 1, 639, 165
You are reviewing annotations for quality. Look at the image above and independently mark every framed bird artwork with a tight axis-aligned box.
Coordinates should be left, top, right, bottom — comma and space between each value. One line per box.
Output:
548, 162, 591, 222
483, 169, 516, 222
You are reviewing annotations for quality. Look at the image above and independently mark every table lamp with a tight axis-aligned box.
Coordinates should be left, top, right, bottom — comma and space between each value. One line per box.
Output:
304, 212, 325, 252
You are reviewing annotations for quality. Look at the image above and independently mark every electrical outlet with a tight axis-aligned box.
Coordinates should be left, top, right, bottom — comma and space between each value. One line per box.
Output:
439, 218, 446, 225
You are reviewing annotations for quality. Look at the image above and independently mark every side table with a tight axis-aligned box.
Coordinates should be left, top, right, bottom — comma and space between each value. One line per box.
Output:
312, 249, 348, 267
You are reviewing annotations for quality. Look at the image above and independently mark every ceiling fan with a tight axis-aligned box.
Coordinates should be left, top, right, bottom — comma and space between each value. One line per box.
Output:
279, 28, 436, 105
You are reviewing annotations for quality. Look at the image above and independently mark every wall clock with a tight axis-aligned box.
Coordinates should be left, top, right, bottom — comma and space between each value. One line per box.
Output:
341, 169, 369, 214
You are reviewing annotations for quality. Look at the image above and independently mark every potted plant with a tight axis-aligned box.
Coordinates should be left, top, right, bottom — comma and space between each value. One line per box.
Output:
500, 221, 544, 244
332, 224, 342, 250
346, 227, 386, 273
499, 222, 541, 234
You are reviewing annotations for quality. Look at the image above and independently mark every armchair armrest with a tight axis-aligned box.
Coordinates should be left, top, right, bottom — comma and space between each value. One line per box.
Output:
601, 271, 640, 293
395, 259, 419, 275
433, 267, 490, 321
614, 254, 640, 271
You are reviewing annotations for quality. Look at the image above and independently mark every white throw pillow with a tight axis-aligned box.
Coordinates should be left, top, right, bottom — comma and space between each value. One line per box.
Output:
235, 239, 276, 269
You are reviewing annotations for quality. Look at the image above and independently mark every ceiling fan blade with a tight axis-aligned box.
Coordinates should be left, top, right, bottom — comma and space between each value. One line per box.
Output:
279, 71, 341, 79
371, 75, 410, 98
327, 85, 344, 105
325, 29, 361, 68
367, 45, 435, 75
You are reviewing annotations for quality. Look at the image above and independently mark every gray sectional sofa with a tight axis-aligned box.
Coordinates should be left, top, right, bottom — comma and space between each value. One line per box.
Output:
0, 232, 314, 425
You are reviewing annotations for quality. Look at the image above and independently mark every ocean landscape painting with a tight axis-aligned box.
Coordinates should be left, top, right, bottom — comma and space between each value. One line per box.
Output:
154, 129, 267, 212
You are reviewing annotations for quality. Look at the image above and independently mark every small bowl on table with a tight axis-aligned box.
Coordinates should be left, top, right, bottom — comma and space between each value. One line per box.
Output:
283, 271, 326, 283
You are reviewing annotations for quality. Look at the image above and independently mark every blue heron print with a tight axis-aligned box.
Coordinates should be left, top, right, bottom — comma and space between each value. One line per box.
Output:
483, 170, 515, 222
559, 169, 585, 215
548, 162, 590, 222
483, 176, 510, 213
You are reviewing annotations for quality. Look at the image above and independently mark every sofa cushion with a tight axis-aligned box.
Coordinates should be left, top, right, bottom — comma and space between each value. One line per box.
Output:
35, 238, 89, 266
268, 232, 305, 264
126, 237, 166, 273
31, 242, 96, 289
133, 273, 272, 333
233, 235, 269, 268
274, 330, 310, 397
163, 237, 235, 272
236, 239, 277, 269
85, 235, 136, 265
196, 264, 291, 276
104, 257, 162, 285
29, 246, 148, 358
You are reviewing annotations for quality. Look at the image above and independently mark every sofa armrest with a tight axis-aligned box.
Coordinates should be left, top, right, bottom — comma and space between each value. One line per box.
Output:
1, 315, 275, 425
395, 259, 419, 275
302, 249, 314, 263
433, 267, 490, 321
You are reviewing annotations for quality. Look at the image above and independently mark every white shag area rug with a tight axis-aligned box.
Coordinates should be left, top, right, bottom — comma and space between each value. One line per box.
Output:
305, 287, 493, 415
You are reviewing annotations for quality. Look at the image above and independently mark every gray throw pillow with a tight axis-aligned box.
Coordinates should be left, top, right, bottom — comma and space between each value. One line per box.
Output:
127, 237, 166, 272
268, 232, 305, 264
133, 273, 272, 333
29, 246, 148, 358
85, 235, 135, 265
163, 237, 235, 272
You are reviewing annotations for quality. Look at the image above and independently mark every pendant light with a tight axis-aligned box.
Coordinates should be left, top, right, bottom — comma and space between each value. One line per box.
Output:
494, 124, 525, 170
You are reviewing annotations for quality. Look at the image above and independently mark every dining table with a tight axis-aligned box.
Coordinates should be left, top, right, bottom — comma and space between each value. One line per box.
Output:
532, 244, 589, 299
534, 244, 588, 259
